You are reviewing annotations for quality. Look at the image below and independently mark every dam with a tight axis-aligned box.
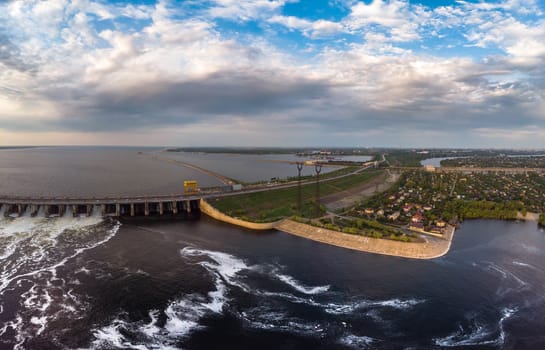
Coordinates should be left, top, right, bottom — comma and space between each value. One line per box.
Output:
0, 195, 202, 218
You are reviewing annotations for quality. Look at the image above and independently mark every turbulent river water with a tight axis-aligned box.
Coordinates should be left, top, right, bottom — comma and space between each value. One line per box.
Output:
1, 212, 544, 349
1, 148, 545, 349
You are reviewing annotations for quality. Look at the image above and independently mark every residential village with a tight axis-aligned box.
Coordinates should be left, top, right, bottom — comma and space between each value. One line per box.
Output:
351, 169, 545, 235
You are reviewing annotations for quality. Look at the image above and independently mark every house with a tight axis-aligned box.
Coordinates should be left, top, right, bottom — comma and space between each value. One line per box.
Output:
364, 208, 374, 215
411, 212, 424, 223
436, 220, 447, 228
424, 165, 436, 172
388, 211, 400, 221
409, 222, 425, 232
376, 209, 385, 217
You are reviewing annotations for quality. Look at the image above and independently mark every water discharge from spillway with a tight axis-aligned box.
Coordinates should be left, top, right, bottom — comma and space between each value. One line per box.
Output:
0, 212, 120, 348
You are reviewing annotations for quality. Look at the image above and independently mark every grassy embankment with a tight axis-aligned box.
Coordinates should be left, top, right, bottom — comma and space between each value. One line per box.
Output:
299, 216, 415, 242
540, 213, 545, 228
210, 169, 383, 222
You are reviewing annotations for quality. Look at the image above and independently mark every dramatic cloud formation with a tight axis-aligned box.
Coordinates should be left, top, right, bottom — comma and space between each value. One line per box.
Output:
0, 0, 544, 147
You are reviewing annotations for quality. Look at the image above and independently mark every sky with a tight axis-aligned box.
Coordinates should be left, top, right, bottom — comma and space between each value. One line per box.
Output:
0, 0, 544, 148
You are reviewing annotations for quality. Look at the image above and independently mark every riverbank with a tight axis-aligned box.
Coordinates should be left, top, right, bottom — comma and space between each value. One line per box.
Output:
276, 220, 454, 259
200, 199, 281, 230
517, 211, 540, 221
201, 199, 454, 259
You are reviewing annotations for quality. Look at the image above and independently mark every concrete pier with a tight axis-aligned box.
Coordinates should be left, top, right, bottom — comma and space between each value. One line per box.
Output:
120, 204, 131, 216
30, 205, 40, 217
45, 205, 65, 218
3, 204, 20, 217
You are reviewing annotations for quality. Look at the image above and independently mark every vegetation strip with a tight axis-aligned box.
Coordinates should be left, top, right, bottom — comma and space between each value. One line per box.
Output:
210, 170, 383, 222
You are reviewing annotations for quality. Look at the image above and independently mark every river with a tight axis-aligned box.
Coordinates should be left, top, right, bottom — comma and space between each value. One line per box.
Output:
1, 148, 544, 349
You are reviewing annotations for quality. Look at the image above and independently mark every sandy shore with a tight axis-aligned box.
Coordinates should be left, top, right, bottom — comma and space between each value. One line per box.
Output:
517, 211, 540, 221
275, 219, 454, 259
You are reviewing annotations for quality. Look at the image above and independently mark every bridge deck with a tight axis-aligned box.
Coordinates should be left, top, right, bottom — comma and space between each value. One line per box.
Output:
0, 194, 204, 205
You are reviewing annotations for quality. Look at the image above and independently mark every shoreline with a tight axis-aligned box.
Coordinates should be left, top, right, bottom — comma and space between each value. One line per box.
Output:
275, 220, 454, 260
517, 211, 539, 222
201, 199, 455, 260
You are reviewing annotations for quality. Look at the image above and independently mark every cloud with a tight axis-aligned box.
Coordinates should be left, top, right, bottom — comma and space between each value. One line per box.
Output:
344, 0, 422, 41
44, 71, 334, 132
268, 15, 344, 38
0, 0, 544, 147
0, 32, 34, 71
207, 0, 290, 21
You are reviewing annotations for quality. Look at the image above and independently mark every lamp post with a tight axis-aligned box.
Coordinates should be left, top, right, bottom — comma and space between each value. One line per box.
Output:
296, 162, 304, 216
315, 163, 322, 217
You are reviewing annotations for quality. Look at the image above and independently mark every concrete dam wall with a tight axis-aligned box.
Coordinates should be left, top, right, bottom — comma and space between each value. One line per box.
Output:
0, 199, 201, 218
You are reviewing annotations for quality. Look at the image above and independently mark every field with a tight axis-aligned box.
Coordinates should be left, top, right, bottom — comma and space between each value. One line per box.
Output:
210, 170, 383, 222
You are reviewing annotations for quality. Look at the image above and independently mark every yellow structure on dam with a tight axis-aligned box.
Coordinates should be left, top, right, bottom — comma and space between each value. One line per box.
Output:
184, 180, 199, 195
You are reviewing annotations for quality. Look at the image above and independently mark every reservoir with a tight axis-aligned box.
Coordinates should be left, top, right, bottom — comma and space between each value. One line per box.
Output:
0, 148, 544, 349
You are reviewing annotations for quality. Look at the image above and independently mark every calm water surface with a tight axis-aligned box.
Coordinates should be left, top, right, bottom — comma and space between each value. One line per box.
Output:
162, 152, 371, 183
420, 157, 466, 167
0, 147, 223, 197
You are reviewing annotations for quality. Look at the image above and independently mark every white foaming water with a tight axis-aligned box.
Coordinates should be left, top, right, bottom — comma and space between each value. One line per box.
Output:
520, 243, 541, 255
0, 214, 120, 347
91, 297, 206, 350
339, 334, 375, 349
274, 272, 330, 295
434, 307, 517, 347
182, 246, 249, 280
512, 261, 533, 268
241, 305, 326, 336
0, 315, 24, 349
181, 246, 254, 294
90, 246, 424, 349
511, 261, 544, 275
91, 319, 149, 350
90, 247, 241, 350
0, 218, 117, 293
324, 298, 425, 315
482, 262, 529, 297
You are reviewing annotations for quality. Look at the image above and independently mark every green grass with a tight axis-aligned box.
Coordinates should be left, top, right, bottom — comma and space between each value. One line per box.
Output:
211, 170, 383, 222
239, 166, 361, 186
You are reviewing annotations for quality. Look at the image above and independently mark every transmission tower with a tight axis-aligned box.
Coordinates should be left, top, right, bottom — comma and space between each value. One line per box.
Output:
296, 162, 303, 216
315, 164, 322, 217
